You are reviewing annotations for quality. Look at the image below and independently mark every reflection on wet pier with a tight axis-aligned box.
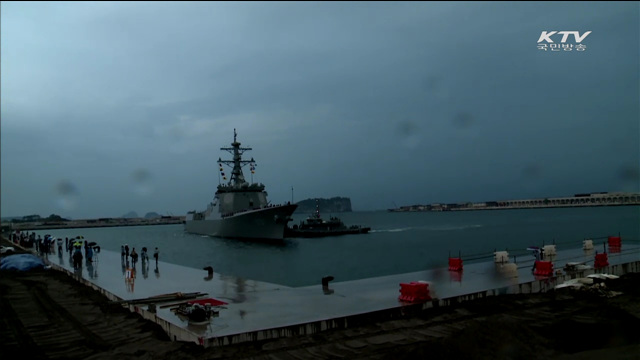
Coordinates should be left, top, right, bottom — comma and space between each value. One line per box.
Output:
42, 240, 640, 348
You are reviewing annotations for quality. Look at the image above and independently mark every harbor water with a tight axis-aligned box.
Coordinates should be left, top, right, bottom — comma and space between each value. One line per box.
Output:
30, 206, 639, 287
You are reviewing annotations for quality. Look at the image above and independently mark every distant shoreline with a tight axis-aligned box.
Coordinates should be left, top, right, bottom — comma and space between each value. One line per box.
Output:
3, 217, 185, 231
388, 203, 639, 212
389, 192, 640, 212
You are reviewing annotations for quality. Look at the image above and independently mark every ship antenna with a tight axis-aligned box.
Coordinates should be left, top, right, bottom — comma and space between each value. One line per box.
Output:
219, 129, 254, 187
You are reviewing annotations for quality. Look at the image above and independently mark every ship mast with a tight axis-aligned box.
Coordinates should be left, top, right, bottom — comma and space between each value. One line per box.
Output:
218, 129, 255, 187
314, 199, 321, 219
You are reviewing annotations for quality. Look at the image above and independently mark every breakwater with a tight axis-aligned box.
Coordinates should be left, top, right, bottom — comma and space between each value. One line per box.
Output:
390, 191, 640, 212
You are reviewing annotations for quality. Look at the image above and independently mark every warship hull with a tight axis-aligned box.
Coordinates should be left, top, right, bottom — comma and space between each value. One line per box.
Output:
185, 204, 297, 241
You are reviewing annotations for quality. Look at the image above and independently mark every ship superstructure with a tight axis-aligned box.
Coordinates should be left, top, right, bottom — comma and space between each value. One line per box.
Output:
185, 130, 297, 241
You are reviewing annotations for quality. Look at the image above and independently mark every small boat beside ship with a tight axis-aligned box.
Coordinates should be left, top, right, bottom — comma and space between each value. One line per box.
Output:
285, 202, 370, 238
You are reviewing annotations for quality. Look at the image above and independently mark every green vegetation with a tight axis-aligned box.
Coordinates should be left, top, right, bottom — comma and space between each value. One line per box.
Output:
8, 214, 69, 223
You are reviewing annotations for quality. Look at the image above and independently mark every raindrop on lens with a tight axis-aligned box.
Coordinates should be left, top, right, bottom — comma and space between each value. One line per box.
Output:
55, 180, 79, 211
131, 168, 154, 196
452, 112, 474, 129
397, 120, 420, 148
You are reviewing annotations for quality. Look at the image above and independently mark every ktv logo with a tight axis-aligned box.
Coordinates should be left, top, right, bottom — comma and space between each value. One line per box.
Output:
537, 31, 591, 52
537, 31, 592, 43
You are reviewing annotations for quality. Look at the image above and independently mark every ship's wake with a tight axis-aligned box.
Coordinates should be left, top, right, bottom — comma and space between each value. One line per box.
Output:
370, 227, 413, 233
430, 224, 483, 231
371, 224, 483, 233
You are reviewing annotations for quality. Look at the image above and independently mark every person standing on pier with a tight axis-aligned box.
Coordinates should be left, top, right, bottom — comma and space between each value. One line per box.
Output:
73, 246, 83, 270
153, 247, 159, 265
130, 248, 138, 265
125, 244, 129, 258
86, 244, 93, 263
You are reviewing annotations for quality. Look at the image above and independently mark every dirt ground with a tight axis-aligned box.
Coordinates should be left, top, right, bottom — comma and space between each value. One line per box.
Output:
1, 237, 639, 359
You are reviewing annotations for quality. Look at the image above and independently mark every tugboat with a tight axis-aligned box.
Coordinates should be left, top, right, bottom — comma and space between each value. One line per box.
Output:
285, 201, 370, 238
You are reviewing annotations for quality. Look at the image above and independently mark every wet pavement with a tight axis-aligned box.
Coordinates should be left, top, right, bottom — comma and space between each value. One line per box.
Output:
40, 241, 640, 345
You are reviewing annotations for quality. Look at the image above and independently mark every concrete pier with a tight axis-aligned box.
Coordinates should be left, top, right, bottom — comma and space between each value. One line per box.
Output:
36, 241, 640, 348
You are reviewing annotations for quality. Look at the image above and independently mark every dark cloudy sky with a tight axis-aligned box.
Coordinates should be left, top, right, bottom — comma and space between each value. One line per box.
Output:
1, 2, 638, 219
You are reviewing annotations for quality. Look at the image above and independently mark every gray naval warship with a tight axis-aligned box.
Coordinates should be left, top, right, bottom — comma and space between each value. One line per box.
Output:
185, 130, 297, 241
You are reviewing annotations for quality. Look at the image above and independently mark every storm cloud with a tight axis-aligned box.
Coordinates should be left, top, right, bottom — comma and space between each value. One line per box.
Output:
1, 2, 638, 219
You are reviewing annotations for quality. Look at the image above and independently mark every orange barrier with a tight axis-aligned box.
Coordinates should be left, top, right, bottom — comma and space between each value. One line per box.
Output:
533, 260, 553, 277
594, 252, 609, 268
448, 257, 463, 271
398, 281, 431, 303
608, 236, 621, 247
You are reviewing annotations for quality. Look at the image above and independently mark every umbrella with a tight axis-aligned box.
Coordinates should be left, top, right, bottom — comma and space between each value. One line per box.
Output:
87, 241, 97, 247
73, 241, 83, 247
